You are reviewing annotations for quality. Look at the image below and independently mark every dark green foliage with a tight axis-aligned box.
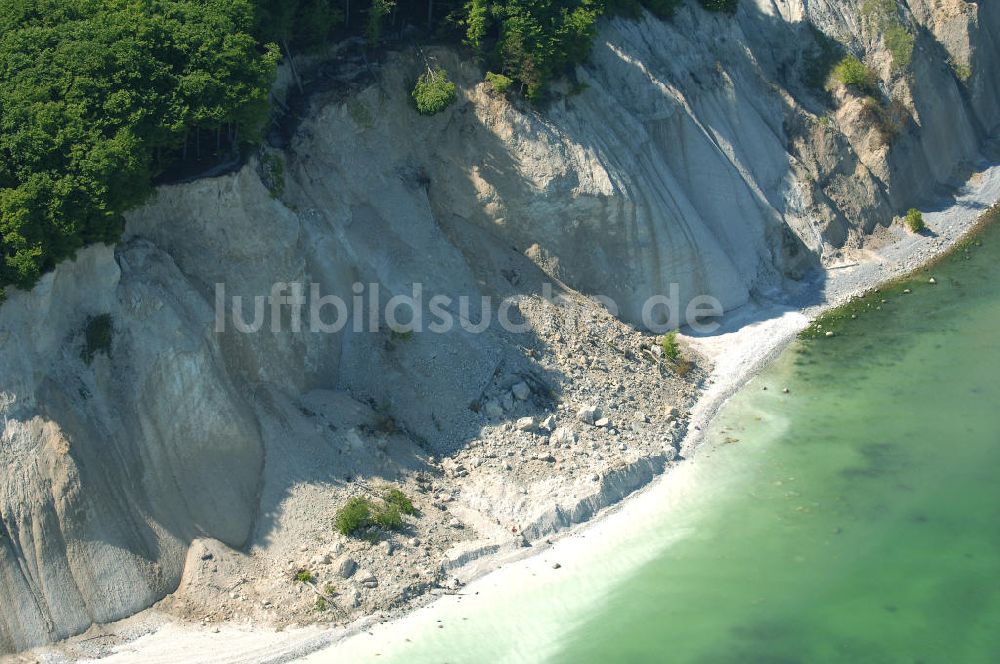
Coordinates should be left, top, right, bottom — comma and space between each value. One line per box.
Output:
465, 0, 490, 49
698, 0, 738, 13
0, 0, 279, 292
412, 67, 458, 114
81, 313, 113, 364
335, 497, 374, 535
1, 0, 745, 296
384, 488, 416, 515
464, 0, 602, 101
256, 0, 344, 50
464, 0, 723, 103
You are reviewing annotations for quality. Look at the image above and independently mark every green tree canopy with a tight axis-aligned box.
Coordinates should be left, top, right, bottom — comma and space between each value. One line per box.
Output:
0, 0, 741, 293
0, 0, 277, 289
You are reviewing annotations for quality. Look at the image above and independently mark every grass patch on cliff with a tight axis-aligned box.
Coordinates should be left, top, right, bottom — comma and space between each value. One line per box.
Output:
347, 99, 375, 129
372, 504, 403, 530
884, 25, 914, 71
860, 0, 914, 72
260, 153, 285, 198
949, 59, 973, 82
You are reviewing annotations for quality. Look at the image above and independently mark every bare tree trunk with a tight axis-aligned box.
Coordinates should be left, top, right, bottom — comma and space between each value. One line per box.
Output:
283, 40, 304, 94
427, 0, 433, 31
345, 0, 351, 28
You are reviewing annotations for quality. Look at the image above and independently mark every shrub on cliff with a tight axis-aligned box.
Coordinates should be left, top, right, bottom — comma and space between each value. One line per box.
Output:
832, 56, 878, 93
372, 504, 403, 530
884, 25, 914, 71
335, 489, 413, 537
485, 71, 513, 94
661, 330, 681, 361
412, 67, 457, 115
904, 208, 926, 233
384, 488, 417, 515
335, 497, 374, 536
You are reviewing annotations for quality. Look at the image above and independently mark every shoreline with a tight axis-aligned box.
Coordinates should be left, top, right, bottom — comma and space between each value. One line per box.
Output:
27, 160, 1000, 663
287, 158, 1000, 659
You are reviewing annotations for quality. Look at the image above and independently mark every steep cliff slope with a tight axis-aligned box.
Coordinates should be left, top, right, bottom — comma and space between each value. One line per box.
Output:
1, 0, 998, 653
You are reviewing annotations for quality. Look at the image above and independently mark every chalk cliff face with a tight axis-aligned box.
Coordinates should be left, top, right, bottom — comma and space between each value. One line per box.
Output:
1, 0, 998, 652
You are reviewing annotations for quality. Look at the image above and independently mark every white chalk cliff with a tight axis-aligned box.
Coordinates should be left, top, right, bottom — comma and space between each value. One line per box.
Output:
1, 0, 997, 652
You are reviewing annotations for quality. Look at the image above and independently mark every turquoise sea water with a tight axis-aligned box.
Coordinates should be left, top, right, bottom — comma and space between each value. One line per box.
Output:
329, 223, 1000, 663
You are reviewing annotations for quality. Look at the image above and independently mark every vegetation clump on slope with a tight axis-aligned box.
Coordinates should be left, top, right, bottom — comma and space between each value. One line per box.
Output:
861, 0, 914, 72
334, 487, 417, 537
412, 67, 457, 114
904, 208, 925, 233
831, 55, 878, 93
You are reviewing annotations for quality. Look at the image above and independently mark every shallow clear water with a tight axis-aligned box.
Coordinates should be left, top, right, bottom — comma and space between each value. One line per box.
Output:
332, 224, 1000, 663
